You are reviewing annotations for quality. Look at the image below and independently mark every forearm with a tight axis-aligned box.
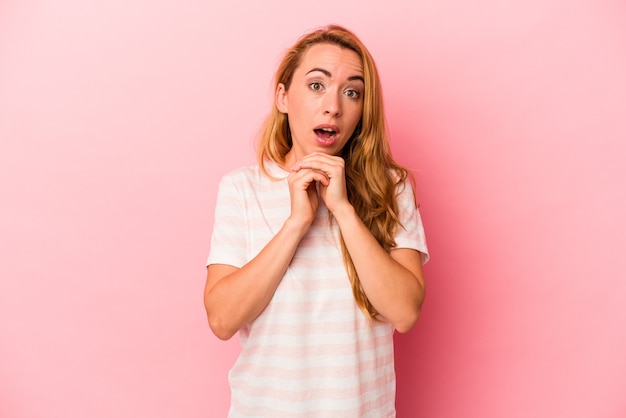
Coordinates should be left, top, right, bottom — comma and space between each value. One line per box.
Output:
333, 205, 425, 332
204, 218, 309, 340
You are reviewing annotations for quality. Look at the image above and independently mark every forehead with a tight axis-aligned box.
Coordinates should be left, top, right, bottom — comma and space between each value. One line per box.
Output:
297, 43, 363, 77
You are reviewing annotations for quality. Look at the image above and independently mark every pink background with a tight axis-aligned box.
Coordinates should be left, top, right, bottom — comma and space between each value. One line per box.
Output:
1, 0, 625, 417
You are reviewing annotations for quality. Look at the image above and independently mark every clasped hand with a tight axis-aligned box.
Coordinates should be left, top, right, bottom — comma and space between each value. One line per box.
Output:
287, 152, 350, 225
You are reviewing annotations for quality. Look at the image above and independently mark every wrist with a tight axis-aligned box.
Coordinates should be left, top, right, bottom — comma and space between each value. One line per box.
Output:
330, 203, 357, 224
283, 216, 313, 237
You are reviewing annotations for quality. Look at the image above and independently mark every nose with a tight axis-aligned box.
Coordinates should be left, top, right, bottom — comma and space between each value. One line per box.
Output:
323, 91, 342, 117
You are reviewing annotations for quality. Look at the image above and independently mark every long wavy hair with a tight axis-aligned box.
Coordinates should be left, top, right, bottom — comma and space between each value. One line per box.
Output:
258, 24, 412, 320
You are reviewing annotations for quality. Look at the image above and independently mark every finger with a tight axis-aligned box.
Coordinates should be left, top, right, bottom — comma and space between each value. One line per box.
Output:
302, 151, 344, 162
293, 153, 344, 170
290, 168, 330, 187
293, 160, 344, 177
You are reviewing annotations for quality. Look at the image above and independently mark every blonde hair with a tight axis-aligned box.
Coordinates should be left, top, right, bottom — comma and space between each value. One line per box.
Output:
258, 24, 412, 319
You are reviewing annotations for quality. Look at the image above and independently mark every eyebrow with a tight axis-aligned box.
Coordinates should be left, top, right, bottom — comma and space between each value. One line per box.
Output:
306, 67, 364, 83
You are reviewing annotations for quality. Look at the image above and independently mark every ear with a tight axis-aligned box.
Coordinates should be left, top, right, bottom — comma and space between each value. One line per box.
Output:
275, 83, 288, 114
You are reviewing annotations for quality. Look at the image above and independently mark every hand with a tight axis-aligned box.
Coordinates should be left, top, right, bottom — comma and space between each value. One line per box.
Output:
291, 153, 351, 216
287, 161, 329, 227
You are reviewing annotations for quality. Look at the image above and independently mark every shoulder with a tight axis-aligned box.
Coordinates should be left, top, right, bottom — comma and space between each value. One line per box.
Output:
221, 160, 288, 183
389, 168, 415, 198
218, 161, 289, 196
217, 164, 263, 189
220, 164, 261, 180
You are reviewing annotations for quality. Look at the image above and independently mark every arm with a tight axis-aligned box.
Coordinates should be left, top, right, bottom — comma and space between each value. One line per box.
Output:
293, 153, 426, 332
204, 167, 331, 340
332, 205, 425, 332
204, 218, 309, 340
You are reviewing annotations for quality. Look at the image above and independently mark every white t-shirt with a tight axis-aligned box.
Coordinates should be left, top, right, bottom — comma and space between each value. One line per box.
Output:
207, 160, 428, 417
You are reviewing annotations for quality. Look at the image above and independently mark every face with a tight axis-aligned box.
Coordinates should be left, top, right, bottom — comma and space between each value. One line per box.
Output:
276, 43, 364, 165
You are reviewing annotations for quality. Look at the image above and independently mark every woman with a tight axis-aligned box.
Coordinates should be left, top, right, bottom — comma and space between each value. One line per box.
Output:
204, 24, 428, 417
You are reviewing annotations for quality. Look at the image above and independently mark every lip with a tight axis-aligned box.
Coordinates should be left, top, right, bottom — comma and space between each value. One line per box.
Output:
313, 124, 340, 146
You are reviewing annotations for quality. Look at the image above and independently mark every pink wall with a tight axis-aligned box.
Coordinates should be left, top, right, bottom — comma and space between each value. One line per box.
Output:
1, 1, 624, 417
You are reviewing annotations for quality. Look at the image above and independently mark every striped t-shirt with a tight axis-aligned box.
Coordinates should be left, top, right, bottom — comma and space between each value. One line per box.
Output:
207, 160, 428, 418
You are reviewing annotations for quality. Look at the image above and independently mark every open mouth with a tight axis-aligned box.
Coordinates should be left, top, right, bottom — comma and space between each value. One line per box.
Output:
315, 128, 337, 140
314, 127, 337, 140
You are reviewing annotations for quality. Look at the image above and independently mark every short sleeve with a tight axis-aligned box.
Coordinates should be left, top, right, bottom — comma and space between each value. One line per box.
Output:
206, 174, 248, 268
393, 180, 429, 264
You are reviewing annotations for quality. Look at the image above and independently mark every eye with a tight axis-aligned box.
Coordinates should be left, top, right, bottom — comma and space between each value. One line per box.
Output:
345, 89, 361, 99
309, 82, 324, 92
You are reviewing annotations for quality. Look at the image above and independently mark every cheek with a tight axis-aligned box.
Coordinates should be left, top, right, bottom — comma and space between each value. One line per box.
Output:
349, 105, 363, 128
289, 94, 314, 117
